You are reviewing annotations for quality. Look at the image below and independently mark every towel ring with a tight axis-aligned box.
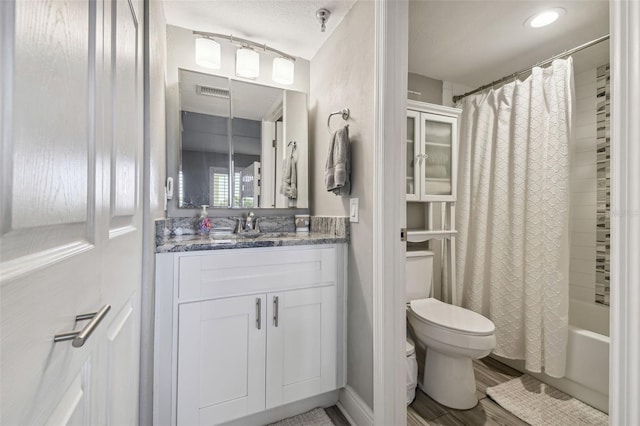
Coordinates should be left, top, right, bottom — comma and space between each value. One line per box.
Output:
327, 108, 350, 134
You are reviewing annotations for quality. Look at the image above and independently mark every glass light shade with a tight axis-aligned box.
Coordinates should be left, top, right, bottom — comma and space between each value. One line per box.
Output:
195, 38, 221, 69
236, 48, 260, 79
272, 57, 295, 85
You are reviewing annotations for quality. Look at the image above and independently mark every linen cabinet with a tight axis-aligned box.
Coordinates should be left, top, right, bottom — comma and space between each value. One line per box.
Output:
406, 101, 462, 202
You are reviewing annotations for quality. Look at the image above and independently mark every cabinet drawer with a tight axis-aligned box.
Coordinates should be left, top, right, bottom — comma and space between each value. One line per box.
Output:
178, 246, 338, 300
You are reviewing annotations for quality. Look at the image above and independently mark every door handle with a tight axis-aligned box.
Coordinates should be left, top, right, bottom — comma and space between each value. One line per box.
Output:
256, 298, 262, 330
273, 296, 279, 327
54, 305, 111, 348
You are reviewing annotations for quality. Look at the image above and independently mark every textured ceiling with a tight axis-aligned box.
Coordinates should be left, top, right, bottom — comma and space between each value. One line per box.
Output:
167, 0, 609, 92
409, 0, 609, 88
163, 0, 357, 60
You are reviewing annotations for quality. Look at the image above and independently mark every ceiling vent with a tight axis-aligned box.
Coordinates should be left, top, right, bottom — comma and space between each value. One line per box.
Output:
196, 85, 230, 99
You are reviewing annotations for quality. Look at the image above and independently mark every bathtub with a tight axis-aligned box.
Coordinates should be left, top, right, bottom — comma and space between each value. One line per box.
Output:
492, 299, 610, 413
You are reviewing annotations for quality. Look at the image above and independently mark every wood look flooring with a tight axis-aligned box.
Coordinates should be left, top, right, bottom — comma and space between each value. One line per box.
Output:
324, 405, 351, 426
408, 357, 529, 426
325, 357, 527, 426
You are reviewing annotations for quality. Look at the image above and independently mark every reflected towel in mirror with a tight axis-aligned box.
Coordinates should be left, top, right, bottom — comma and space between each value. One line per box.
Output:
280, 140, 297, 199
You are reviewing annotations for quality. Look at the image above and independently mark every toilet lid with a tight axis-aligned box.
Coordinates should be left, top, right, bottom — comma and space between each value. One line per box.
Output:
410, 298, 495, 336
406, 339, 415, 356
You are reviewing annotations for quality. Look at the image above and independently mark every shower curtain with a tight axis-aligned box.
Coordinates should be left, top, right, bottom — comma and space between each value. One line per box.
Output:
456, 58, 573, 378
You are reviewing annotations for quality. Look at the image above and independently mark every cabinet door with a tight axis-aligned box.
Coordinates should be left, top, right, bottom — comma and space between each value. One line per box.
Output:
406, 110, 422, 201
177, 295, 266, 425
265, 286, 337, 409
420, 112, 457, 201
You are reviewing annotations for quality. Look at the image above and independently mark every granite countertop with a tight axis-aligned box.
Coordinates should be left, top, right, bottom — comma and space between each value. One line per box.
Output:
156, 231, 348, 253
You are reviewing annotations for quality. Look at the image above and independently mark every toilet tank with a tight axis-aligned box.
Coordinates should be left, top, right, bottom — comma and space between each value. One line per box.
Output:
406, 250, 434, 302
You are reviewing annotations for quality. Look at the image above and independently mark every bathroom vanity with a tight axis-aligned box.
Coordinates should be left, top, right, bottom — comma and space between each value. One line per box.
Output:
153, 229, 347, 425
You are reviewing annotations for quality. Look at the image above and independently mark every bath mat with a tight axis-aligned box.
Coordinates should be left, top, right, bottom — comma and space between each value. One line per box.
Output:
268, 408, 335, 426
486, 374, 608, 425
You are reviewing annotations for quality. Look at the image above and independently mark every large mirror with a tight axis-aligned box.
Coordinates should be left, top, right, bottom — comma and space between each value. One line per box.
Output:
177, 68, 308, 210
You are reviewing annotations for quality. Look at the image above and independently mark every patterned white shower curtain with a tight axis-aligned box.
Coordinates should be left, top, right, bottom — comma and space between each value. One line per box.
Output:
456, 58, 574, 378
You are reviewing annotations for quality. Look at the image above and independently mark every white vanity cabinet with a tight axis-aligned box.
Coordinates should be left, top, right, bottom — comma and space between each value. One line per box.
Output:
406, 101, 462, 202
154, 244, 347, 426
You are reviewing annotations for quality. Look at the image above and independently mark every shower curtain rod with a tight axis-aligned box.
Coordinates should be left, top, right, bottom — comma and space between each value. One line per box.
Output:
452, 34, 610, 104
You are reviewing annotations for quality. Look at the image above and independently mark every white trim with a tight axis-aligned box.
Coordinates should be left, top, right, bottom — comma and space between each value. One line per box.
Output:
609, 1, 640, 424
338, 386, 373, 426
372, 1, 408, 425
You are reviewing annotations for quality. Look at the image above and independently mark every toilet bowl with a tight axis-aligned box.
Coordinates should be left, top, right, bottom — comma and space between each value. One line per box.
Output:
408, 298, 495, 409
405, 250, 496, 410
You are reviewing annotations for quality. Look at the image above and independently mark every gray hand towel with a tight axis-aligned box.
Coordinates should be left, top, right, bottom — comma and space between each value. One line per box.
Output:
325, 125, 351, 195
280, 141, 297, 199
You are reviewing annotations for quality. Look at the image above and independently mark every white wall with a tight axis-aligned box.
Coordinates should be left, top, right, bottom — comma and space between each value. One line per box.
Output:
569, 67, 610, 336
310, 0, 375, 409
442, 81, 474, 108
408, 73, 442, 104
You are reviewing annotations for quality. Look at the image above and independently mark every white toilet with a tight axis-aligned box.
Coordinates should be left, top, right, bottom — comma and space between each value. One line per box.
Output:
406, 250, 496, 410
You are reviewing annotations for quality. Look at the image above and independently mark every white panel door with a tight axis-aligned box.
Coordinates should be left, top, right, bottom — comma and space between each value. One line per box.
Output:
0, 0, 143, 424
177, 295, 267, 425
265, 286, 338, 409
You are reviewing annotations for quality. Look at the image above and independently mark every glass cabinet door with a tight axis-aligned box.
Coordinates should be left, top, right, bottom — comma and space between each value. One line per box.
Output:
421, 112, 457, 201
406, 110, 421, 201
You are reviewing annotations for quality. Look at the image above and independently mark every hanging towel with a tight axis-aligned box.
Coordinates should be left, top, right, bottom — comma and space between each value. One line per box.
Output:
280, 140, 297, 199
325, 125, 351, 195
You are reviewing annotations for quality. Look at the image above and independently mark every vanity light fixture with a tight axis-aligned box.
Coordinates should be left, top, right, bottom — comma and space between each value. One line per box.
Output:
525, 8, 566, 28
195, 37, 221, 69
272, 57, 295, 85
192, 31, 296, 85
236, 46, 260, 79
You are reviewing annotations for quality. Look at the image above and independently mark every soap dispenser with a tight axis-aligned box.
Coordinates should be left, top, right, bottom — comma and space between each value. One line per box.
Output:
196, 205, 211, 235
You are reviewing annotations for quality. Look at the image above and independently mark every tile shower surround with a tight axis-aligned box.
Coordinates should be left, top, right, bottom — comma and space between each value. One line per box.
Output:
595, 64, 610, 306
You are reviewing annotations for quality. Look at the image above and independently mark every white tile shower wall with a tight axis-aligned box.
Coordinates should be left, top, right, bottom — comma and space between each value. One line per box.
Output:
569, 69, 597, 304
569, 67, 610, 336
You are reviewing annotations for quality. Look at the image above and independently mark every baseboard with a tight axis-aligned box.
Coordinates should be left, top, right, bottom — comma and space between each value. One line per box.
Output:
338, 386, 373, 426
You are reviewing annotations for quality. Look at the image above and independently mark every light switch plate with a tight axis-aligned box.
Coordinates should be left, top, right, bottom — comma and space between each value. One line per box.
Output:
349, 198, 359, 223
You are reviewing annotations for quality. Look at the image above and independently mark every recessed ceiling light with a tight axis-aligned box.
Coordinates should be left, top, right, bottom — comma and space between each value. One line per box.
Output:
525, 8, 566, 28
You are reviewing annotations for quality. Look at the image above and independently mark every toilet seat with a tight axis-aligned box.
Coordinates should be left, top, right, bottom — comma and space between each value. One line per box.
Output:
409, 298, 494, 336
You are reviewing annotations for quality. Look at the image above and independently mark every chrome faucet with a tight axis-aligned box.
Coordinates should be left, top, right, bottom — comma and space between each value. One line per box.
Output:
234, 217, 244, 234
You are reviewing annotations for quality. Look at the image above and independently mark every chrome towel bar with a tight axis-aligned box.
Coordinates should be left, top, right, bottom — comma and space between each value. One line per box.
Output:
327, 108, 350, 134
54, 304, 111, 348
